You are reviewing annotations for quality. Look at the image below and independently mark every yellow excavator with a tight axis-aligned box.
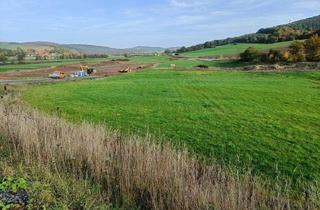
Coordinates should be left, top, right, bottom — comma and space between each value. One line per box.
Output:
80, 65, 95, 75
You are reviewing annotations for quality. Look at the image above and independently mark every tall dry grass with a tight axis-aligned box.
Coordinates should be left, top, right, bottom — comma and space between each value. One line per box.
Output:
0, 98, 318, 209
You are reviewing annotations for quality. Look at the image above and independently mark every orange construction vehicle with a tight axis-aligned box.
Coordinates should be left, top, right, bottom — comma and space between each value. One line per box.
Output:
49, 71, 65, 79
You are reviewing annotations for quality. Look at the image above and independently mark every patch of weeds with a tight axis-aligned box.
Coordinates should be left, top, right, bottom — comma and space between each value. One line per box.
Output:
0, 176, 29, 209
0, 162, 114, 209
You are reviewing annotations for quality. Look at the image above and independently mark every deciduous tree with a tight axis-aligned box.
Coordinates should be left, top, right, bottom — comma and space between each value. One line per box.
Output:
289, 41, 305, 62
16, 48, 26, 63
305, 34, 320, 61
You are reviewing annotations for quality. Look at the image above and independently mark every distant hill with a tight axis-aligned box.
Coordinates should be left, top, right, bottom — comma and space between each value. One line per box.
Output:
177, 15, 320, 53
0, 41, 170, 55
63, 44, 168, 54
62, 44, 121, 55
0, 41, 59, 51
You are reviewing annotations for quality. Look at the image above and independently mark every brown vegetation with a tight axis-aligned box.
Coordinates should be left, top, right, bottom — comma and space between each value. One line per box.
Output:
240, 35, 320, 63
0, 96, 319, 209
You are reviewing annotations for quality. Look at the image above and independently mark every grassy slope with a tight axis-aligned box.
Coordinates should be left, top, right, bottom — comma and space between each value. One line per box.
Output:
0, 58, 108, 73
181, 41, 293, 57
24, 70, 320, 181
157, 60, 245, 68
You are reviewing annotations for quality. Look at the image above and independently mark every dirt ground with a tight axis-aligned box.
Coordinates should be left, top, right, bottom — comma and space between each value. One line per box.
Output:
0, 61, 151, 79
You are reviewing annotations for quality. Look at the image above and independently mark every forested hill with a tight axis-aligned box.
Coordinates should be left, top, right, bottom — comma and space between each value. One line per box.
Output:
288, 15, 320, 31
177, 15, 320, 53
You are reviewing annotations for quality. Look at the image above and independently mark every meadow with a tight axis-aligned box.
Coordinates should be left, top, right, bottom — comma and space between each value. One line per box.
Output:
157, 59, 245, 69
181, 41, 293, 57
23, 69, 320, 182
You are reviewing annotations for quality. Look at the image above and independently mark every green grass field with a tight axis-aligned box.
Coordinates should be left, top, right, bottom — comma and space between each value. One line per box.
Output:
128, 54, 246, 69
129, 54, 170, 63
157, 59, 245, 69
181, 42, 293, 57
24, 69, 320, 182
0, 58, 108, 73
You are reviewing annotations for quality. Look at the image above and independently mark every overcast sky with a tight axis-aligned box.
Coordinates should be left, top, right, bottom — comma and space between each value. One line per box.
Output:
0, 0, 319, 48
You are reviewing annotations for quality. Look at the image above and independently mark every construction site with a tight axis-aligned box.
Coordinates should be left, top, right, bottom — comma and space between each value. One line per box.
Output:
0, 60, 149, 81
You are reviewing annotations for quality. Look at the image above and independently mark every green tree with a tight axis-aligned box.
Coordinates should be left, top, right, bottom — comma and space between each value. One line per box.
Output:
240, 47, 259, 62
0, 52, 8, 64
16, 48, 26, 63
305, 34, 320, 61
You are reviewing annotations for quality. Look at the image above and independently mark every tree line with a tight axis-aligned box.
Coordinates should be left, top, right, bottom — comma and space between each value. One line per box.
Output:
240, 35, 320, 63
0, 47, 108, 65
0, 48, 26, 64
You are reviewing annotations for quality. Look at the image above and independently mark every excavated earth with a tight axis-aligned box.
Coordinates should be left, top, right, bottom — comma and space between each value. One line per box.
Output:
0, 61, 150, 79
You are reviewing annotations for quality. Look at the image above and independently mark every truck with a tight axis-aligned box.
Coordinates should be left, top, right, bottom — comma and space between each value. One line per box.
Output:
49, 71, 65, 79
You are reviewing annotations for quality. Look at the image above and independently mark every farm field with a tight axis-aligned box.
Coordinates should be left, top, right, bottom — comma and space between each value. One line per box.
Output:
181, 41, 293, 57
129, 54, 170, 64
24, 69, 320, 182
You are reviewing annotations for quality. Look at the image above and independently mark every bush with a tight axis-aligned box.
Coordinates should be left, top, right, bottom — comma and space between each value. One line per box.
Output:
289, 41, 306, 62
240, 47, 259, 62
195, 65, 209, 69
305, 34, 320, 61
267, 50, 290, 63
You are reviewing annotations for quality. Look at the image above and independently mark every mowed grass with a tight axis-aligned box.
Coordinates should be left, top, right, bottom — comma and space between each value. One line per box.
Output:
157, 59, 245, 69
24, 70, 320, 182
0, 58, 108, 73
128, 54, 246, 69
181, 41, 293, 57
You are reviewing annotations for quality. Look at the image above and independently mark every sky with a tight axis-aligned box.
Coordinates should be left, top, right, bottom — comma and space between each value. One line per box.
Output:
0, 0, 319, 48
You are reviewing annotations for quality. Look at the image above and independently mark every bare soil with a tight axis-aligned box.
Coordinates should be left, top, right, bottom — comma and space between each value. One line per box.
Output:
0, 61, 150, 79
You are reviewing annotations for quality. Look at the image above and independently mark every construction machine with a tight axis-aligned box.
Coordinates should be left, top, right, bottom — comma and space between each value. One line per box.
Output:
80, 65, 96, 75
49, 71, 65, 79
